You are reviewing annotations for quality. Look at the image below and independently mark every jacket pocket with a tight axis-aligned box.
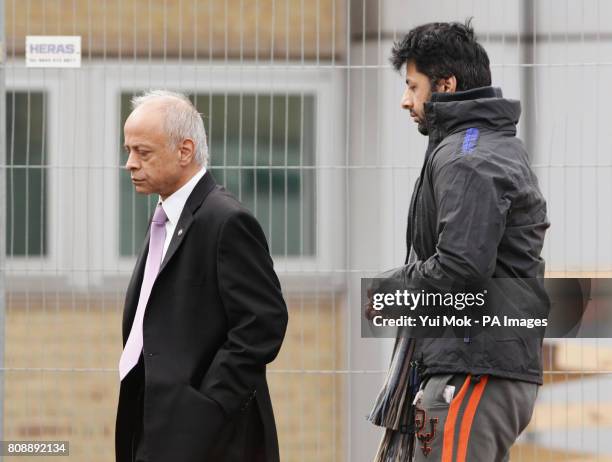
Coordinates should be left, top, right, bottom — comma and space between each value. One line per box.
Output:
176, 385, 228, 445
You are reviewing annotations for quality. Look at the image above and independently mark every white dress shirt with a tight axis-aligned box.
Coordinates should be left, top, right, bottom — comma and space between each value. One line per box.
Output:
158, 167, 206, 260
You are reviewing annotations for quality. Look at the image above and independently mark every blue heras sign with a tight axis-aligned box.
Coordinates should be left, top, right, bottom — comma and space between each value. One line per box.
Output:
26, 36, 81, 68
28, 43, 77, 54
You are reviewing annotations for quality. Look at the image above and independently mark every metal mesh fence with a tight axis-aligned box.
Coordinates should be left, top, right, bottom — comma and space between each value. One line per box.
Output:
1, 0, 611, 460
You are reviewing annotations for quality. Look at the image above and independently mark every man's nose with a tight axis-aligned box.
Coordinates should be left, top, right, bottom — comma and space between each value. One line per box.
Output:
125, 151, 139, 171
401, 88, 413, 110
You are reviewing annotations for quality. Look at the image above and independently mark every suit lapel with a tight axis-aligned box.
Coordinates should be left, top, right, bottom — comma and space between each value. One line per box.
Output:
158, 171, 217, 275
158, 212, 194, 274
122, 228, 151, 342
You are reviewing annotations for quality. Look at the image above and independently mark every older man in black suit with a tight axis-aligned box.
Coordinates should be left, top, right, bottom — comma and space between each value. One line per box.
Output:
115, 90, 288, 462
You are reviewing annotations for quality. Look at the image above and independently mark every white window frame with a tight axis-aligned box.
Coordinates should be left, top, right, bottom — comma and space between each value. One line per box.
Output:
5, 66, 61, 281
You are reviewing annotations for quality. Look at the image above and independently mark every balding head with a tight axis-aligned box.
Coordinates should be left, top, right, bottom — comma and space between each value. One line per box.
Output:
130, 90, 209, 167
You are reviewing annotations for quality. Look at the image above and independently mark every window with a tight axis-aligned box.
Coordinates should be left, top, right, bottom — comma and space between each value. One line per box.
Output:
119, 92, 316, 257
6, 91, 47, 257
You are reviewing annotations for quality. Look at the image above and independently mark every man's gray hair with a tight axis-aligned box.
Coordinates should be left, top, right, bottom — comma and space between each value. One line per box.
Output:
131, 90, 209, 166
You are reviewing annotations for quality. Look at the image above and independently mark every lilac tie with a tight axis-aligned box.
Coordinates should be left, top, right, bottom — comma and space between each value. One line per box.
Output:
119, 204, 168, 381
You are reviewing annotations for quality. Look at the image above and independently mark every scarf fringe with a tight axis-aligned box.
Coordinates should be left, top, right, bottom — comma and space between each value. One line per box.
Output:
368, 336, 420, 462
373, 429, 415, 462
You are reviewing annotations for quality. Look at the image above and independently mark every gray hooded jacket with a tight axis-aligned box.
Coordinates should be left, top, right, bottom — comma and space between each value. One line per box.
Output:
399, 86, 550, 384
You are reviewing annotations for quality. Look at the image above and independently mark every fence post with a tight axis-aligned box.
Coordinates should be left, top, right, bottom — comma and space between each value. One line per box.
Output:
520, 0, 536, 162
0, 0, 7, 457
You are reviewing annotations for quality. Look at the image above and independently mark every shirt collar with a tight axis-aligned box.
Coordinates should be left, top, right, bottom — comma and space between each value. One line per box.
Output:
159, 167, 207, 226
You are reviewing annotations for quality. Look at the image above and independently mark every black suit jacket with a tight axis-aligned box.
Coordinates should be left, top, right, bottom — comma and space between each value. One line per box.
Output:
115, 172, 288, 462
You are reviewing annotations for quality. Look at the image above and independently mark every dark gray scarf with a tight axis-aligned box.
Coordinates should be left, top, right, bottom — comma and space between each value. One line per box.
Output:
368, 333, 420, 462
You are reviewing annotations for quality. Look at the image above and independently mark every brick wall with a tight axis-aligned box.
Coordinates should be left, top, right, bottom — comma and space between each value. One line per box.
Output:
4, 291, 346, 461
5, 0, 346, 60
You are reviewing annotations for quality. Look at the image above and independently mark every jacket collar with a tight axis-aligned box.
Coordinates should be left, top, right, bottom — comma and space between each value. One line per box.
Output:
424, 86, 521, 143
129, 170, 217, 287
159, 167, 206, 229
158, 170, 217, 274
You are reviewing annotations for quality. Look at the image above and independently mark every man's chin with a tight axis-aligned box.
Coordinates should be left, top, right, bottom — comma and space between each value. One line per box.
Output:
132, 184, 152, 195
417, 123, 428, 136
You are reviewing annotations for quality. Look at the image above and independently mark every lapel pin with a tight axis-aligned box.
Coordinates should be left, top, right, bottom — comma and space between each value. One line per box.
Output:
177, 228, 183, 236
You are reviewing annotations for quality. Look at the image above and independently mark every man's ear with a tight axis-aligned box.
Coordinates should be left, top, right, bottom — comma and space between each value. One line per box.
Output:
179, 139, 196, 165
435, 75, 457, 93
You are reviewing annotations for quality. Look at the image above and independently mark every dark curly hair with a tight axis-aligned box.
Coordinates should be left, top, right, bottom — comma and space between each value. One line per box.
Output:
390, 19, 491, 91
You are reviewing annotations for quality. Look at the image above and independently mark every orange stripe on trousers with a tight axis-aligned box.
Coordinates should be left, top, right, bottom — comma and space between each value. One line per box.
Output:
455, 375, 489, 462
441, 375, 472, 462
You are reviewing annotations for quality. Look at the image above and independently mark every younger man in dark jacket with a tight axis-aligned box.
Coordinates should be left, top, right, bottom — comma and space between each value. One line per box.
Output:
369, 20, 549, 462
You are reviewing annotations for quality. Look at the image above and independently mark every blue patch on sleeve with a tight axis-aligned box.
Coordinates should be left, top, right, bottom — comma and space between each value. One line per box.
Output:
461, 128, 479, 154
